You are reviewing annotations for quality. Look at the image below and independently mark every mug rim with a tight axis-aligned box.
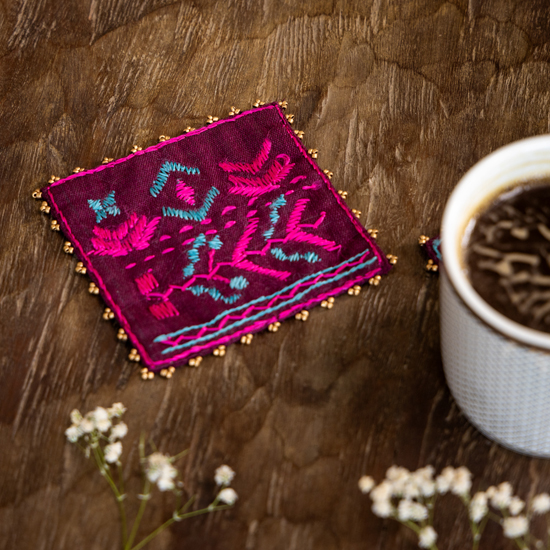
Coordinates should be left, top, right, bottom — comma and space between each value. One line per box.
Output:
441, 134, 550, 350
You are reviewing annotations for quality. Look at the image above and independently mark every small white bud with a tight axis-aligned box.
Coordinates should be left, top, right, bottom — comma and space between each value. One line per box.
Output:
218, 487, 238, 505
215, 465, 236, 487
358, 476, 375, 494
502, 515, 528, 539
532, 493, 550, 514
418, 526, 437, 548
104, 441, 122, 463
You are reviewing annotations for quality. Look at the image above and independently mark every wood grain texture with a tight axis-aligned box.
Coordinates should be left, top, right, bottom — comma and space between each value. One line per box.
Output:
2, 1, 550, 548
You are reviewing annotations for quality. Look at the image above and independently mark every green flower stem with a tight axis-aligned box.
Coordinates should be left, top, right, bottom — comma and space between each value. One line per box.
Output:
129, 504, 232, 550
92, 445, 128, 545
125, 480, 151, 550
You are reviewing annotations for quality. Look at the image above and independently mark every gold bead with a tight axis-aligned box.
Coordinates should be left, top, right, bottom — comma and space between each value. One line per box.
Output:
418, 235, 430, 245
32, 189, 42, 199
367, 228, 378, 239
240, 333, 253, 345
285, 114, 295, 124
294, 130, 304, 140
130, 145, 142, 153
72, 167, 85, 174
117, 328, 128, 341
351, 208, 361, 219
188, 356, 203, 367
337, 190, 348, 199
168, 366, 175, 373
368, 275, 381, 286
268, 322, 281, 332
129, 348, 140, 362
206, 115, 219, 124
158, 135, 170, 142
184, 126, 196, 133
75, 262, 87, 275
229, 106, 241, 116
386, 254, 398, 265
347, 284, 361, 296
160, 368, 168, 377
88, 282, 100, 295
102, 157, 114, 164
102, 307, 115, 321
307, 149, 318, 159
253, 99, 265, 108
40, 201, 51, 214
295, 310, 309, 321
213, 345, 226, 357
278, 100, 288, 110
323, 169, 333, 179
48, 175, 60, 184
63, 241, 74, 254
50, 219, 60, 231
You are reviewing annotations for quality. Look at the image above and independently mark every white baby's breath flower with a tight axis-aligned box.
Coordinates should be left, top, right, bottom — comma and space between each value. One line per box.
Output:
491, 482, 513, 509
412, 466, 436, 497
372, 498, 393, 518
532, 493, 550, 514
469, 491, 488, 523
418, 526, 437, 548
108, 402, 126, 418
65, 424, 82, 443
386, 466, 410, 496
451, 466, 472, 497
70, 409, 83, 425
91, 407, 111, 432
397, 499, 428, 522
104, 441, 122, 464
109, 422, 128, 441
145, 452, 177, 491
358, 476, 375, 494
509, 496, 525, 516
218, 487, 238, 505
80, 417, 94, 433
371, 481, 393, 503
215, 465, 236, 487
502, 515, 529, 539
436, 466, 455, 494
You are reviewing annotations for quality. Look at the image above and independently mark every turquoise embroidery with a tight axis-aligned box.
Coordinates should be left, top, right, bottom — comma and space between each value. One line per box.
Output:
163, 187, 220, 221
183, 233, 224, 278
264, 194, 286, 240
88, 191, 121, 223
229, 276, 249, 290
159, 254, 379, 353
150, 162, 200, 197
270, 248, 320, 263
188, 285, 241, 304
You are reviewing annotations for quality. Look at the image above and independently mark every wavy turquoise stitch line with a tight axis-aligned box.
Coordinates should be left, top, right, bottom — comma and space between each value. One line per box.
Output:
162, 187, 220, 221
154, 249, 374, 343
159, 255, 378, 354
150, 161, 200, 197
88, 190, 121, 223
183, 233, 224, 278
188, 285, 241, 304
230, 276, 249, 290
270, 247, 320, 263
264, 194, 286, 240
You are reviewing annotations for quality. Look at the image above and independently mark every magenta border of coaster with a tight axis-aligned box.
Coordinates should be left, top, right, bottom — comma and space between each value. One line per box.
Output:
42, 104, 390, 370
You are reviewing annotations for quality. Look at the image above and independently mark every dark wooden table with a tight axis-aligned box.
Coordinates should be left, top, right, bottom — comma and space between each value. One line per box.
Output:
2, 1, 550, 549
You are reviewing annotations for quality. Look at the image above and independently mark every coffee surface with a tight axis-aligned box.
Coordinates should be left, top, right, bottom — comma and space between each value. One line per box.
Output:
466, 181, 550, 333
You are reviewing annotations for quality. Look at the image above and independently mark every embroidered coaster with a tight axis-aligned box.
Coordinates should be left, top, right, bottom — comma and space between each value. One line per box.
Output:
41, 103, 392, 373
419, 235, 441, 272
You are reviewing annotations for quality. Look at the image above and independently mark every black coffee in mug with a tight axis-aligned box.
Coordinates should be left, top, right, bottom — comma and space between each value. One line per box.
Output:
465, 180, 550, 333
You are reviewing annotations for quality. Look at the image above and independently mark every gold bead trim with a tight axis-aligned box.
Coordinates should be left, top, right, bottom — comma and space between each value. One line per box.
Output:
294, 130, 304, 140
213, 345, 226, 356
321, 297, 335, 309
130, 145, 142, 153
117, 328, 128, 341
206, 115, 219, 124
48, 175, 60, 184
40, 201, 51, 214
308, 149, 318, 159
253, 99, 265, 108
351, 208, 361, 219
102, 157, 114, 164
158, 135, 170, 142
295, 310, 309, 321
368, 275, 382, 286
140, 367, 154, 380
240, 333, 253, 345
285, 114, 295, 124
323, 169, 333, 179
50, 219, 60, 231
159, 366, 175, 379
188, 356, 202, 367
32, 189, 42, 199
367, 228, 378, 239
229, 106, 241, 116
426, 259, 439, 272
72, 167, 85, 174
129, 348, 141, 362
268, 322, 281, 332
63, 241, 74, 254
337, 190, 348, 199
278, 100, 288, 110
418, 235, 430, 245
184, 126, 196, 133
348, 285, 361, 296
386, 254, 398, 265
88, 282, 99, 295
75, 262, 87, 274
102, 307, 115, 320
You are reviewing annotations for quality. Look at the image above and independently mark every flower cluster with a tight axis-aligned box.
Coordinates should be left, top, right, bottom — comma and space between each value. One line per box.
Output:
65, 403, 128, 463
359, 465, 550, 550
214, 465, 238, 505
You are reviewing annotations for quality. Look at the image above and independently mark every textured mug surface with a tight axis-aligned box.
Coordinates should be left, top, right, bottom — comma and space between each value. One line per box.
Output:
440, 135, 550, 457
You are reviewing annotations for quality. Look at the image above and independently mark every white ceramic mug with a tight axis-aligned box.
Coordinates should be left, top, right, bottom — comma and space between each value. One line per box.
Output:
440, 135, 550, 457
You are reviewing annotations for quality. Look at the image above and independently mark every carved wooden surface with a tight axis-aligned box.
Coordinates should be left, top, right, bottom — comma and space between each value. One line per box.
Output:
2, 1, 550, 548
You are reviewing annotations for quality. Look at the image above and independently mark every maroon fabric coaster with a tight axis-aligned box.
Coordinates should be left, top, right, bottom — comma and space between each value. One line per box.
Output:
42, 104, 392, 372
419, 235, 440, 272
